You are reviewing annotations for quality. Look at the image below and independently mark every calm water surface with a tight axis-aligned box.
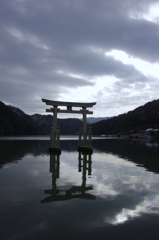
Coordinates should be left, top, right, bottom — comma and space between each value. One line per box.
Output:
0, 138, 159, 239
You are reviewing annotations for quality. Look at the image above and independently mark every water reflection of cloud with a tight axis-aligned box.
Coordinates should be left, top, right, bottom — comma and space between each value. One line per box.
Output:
110, 198, 159, 225
83, 150, 159, 226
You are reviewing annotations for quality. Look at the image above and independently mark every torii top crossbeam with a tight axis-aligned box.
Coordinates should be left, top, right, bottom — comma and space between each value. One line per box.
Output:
42, 98, 96, 108
42, 98, 96, 115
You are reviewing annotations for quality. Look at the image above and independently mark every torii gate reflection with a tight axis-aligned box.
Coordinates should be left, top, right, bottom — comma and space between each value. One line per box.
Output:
42, 99, 96, 153
41, 151, 95, 203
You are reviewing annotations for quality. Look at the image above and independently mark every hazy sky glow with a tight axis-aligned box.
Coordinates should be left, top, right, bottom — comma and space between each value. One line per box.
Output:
0, 0, 159, 117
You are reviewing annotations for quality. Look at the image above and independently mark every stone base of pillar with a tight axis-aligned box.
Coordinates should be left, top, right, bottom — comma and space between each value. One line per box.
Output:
49, 147, 61, 154
77, 146, 93, 154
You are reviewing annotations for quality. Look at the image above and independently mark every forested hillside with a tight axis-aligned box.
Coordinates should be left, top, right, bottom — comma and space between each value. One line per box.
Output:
92, 99, 159, 135
0, 101, 44, 135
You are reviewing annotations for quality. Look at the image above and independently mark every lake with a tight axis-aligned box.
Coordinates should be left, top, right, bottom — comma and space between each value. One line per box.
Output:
0, 137, 159, 240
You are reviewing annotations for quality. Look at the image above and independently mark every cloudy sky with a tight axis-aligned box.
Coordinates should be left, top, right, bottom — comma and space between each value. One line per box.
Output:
1, 0, 159, 118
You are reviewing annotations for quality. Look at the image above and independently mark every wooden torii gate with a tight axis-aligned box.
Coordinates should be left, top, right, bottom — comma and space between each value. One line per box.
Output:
42, 98, 96, 153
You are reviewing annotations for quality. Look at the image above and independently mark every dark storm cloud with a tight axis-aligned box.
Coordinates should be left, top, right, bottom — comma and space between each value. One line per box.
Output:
0, 0, 159, 115
3, 0, 159, 62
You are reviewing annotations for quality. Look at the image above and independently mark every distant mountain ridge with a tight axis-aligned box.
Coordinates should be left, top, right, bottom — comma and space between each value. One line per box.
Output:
30, 114, 83, 135
85, 117, 111, 124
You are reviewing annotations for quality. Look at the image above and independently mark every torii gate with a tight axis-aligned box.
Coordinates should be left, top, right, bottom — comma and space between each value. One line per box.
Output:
42, 98, 96, 152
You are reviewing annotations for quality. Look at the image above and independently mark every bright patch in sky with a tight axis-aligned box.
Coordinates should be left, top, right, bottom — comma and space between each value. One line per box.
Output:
106, 50, 159, 78
57, 75, 117, 118
145, 4, 159, 23
59, 76, 117, 102
130, 3, 159, 24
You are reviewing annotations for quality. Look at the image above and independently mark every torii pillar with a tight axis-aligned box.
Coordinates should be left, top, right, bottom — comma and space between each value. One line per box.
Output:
42, 99, 96, 153
82, 107, 87, 147
53, 106, 57, 133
